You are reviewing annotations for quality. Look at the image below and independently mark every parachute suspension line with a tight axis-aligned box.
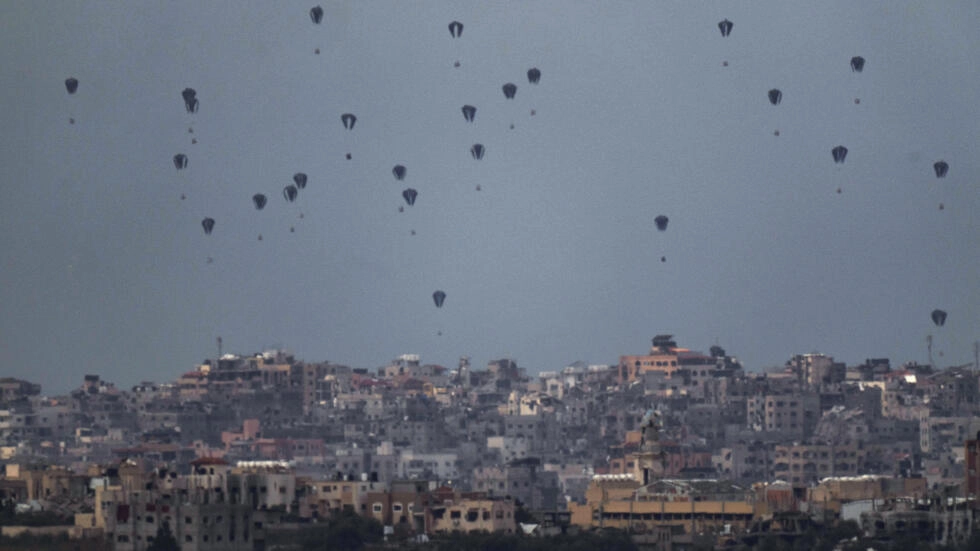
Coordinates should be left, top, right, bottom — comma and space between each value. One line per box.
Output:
927, 334, 934, 368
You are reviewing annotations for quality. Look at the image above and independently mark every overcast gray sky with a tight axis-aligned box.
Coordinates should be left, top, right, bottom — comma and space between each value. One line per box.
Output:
1, 2, 978, 393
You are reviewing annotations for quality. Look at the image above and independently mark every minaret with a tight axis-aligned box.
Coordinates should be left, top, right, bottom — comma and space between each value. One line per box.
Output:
636, 410, 666, 486
458, 356, 471, 388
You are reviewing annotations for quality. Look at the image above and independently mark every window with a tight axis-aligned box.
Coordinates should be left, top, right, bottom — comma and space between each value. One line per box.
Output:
373, 503, 383, 513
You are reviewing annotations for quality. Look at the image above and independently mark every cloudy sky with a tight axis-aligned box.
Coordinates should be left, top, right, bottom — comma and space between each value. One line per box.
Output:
1, 2, 977, 393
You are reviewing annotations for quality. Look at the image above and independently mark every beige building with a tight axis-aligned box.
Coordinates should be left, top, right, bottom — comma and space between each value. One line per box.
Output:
428, 497, 515, 535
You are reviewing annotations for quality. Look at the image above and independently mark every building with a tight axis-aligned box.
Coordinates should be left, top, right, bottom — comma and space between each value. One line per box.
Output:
967, 432, 980, 499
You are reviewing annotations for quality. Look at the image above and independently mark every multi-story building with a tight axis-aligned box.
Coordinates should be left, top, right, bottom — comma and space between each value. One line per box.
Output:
967, 432, 980, 498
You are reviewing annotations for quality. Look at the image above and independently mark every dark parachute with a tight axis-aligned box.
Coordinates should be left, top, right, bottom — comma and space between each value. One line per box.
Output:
310, 6, 323, 24
293, 173, 308, 190
65, 78, 78, 94
832, 146, 848, 164
933, 161, 949, 178
448, 21, 463, 38
283, 185, 298, 202
461, 105, 476, 123
201, 218, 215, 235
850, 56, 865, 72
718, 19, 733, 37
173, 154, 188, 170
470, 144, 485, 160
182, 88, 199, 113
392, 165, 406, 181
768, 89, 782, 105
654, 215, 669, 231
252, 194, 267, 210
433, 290, 446, 308
502, 83, 517, 99
527, 68, 541, 84
341, 113, 357, 130
931, 309, 947, 327
402, 188, 418, 206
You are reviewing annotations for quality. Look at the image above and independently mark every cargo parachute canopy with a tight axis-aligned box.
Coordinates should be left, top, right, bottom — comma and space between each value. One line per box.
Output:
201, 218, 215, 235
768, 89, 782, 105
341, 113, 357, 130
470, 144, 485, 160
182, 88, 198, 113
402, 188, 418, 206
173, 154, 188, 170
850, 56, 865, 72
252, 194, 267, 210
502, 83, 517, 99
448, 21, 463, 38
933, 161, 948, 178
654, 215, 669, 231
527, 68, 541, 84
461, 105, 476, 123
432, 290, 446, 308
65, 78, 79, 94
931, 309, 947, 327
392, 165, 406, 181
310, 6, 323, 24
718, 19, 733, 37
832, 145, 848, 164
283, 185, 298, 202
293, 173, 308, 190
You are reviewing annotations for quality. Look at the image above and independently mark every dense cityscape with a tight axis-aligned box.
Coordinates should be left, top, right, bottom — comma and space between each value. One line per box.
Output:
1, 335, 979, 550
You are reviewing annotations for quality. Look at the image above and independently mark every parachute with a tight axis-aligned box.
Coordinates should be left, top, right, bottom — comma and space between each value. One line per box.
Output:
293, 173, 308, 190
654, 215, 669, 231
850, 56, 865, 72
283, 185, 298, 202
933, 161, 948, 178
201, 218, 215, 235
182, 88, 198, 113
461, 105, 476, 123
310, 6, 323, 24
65, 78, 78, 94
173, 154, 188, 170
832, 146, 848, 164
253, 194, 267, 210
393, 165, 406, 181
502, 83, 517, 99
718, 19, 733, 37
470, 144, 485, 160
341, 113, 357, 130
527, 68, 541, 84
931, 309, 947, 327
768, 89, 782, 105
433, 290, 446, 308
448, 21, 463, 38
402, 188, 418, 206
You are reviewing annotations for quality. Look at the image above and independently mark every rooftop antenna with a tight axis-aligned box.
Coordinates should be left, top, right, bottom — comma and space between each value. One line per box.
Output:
974, 340, 978, 373
217, 336, 223, 358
